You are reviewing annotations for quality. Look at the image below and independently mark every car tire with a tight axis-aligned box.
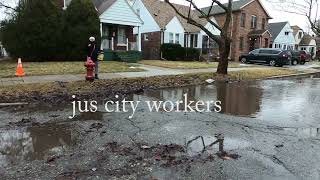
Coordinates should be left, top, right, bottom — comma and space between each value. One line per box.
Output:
241, 58, 247, 64
269, 60, 276, 66
300, 61, 306, 65
291, 59, 298, 66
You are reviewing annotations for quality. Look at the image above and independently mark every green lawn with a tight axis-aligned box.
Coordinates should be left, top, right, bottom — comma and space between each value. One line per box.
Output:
139, 60, 243, 69
0, 60, 144, 78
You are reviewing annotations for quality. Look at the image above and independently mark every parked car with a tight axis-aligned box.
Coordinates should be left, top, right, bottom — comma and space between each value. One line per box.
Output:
290, 50, 311, 65
239, 48, 291, 67
298, 50, 311, 64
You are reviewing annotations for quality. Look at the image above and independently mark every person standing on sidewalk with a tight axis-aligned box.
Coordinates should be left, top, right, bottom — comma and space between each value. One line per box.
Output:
87, 36, 99, 79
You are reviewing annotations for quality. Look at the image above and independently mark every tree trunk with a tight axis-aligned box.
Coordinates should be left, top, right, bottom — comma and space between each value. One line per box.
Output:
217, 39, 231, 75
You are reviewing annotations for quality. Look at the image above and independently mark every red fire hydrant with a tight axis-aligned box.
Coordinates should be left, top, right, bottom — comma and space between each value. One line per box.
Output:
84, 57, 96, 82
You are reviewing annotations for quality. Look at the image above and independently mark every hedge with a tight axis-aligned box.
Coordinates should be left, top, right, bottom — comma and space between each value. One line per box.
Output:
161, 43, 200, 61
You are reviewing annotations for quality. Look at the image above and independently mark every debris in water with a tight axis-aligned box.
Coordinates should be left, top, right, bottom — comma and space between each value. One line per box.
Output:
92, 168, 97, 172
141, 145, 151, 149
217, 152, 240, 160
205, 79, 215, 84
275, 144, 284, 148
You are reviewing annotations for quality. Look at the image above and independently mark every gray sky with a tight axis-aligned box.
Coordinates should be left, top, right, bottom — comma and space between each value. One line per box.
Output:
0, 0, 313, 31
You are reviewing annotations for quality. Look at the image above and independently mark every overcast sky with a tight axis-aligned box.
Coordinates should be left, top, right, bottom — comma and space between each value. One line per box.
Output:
0, 0, 314, 32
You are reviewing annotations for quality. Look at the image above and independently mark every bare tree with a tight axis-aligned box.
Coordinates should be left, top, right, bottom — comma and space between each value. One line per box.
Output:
0, 0, 18, 14
164, 0, 233, 75
267, 0, 320, 35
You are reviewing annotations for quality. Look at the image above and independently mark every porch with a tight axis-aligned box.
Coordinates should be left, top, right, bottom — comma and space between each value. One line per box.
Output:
248, 30, 272, 51
100, 24, 140, 52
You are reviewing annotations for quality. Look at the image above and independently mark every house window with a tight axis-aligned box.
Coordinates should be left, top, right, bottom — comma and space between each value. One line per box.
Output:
240, 13, 246, 27
251, 15, 257, 29
275, 44, 281, 48
175, 33, 180, 44
169, 33, 174, 43
144, 34, 149, 41
285, 32, 289, 35
262, 18, 265, 29
298, 32, 303, 39
190, 34, 198, 48
118, 27, 126, 44
283, 45, 287, 50
239, 37, 244, 50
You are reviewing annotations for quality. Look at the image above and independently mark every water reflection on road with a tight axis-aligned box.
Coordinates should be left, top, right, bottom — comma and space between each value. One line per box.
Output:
142, 78, 320, 125
0, 124, 75, 167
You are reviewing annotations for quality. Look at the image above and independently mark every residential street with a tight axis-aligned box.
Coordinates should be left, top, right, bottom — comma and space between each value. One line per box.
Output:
1, 75, 319, 179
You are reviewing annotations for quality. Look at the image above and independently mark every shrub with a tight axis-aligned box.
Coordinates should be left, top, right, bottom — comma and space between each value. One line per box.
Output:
161, 43, 184, 61
185, 48, 200, 61
161, 43, 200, 61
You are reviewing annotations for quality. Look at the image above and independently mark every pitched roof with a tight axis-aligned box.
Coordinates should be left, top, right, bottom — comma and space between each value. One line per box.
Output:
299, 34, 314, 46
267, 22, 288, 38
248, 29, 272, 37
201, 0, 271, 18
91, 0, 117, 15
291, 25, 303, 36
142, 0, 207, 33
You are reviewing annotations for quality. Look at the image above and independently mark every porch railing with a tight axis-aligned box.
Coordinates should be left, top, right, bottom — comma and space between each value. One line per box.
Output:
101, 37, 138, 51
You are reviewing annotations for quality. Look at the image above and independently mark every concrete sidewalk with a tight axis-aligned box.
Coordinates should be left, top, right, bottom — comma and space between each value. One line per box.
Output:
0, 64, 318, 86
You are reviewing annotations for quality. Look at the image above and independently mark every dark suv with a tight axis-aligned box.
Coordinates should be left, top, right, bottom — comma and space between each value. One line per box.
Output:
240, 48, 291, 67
290, 50, 311, 65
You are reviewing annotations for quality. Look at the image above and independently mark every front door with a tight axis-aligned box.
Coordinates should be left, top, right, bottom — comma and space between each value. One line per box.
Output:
249, 38, 256, 51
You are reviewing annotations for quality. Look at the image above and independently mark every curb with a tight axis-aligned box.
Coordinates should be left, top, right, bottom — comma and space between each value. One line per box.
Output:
263, 71, 320, 80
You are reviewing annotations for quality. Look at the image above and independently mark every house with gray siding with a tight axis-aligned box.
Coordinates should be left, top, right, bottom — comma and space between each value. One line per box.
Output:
268, 22, 295, 50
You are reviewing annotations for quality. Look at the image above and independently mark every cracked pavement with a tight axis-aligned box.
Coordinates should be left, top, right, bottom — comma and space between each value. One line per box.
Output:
0, 77, 320, 179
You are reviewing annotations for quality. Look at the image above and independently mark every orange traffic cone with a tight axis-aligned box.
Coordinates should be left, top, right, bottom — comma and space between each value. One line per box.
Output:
15, 58, 25, 77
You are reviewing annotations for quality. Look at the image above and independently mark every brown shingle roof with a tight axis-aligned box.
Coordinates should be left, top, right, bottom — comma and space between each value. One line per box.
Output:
299, 34, 314, 46
291, 25, 303, 37
142, 0, 207, 33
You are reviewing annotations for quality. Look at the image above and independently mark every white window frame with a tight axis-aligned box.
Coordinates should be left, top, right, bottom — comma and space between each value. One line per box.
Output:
251, 15, 257, 29
117, 26, 127, 45
190, 34, 198, 48
175, 33, 180, 44
169, 33, 174, 43
144, 34, 149, 41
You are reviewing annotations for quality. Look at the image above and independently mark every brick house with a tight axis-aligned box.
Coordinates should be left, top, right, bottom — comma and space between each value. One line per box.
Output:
56, 0, 143, 60
202, 0, 272, 60
130, 0, 220, 60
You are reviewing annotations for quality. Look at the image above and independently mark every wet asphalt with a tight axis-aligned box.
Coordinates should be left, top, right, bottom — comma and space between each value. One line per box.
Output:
0, 76, 320, 180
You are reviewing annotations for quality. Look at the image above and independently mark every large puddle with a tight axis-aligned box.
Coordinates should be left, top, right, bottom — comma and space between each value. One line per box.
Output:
141, 77, 320, 125
0, 123, 76, 167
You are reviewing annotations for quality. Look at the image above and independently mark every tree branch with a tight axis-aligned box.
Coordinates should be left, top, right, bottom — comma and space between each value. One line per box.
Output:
0, 2, 17, 12
164, 0, 222, 43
